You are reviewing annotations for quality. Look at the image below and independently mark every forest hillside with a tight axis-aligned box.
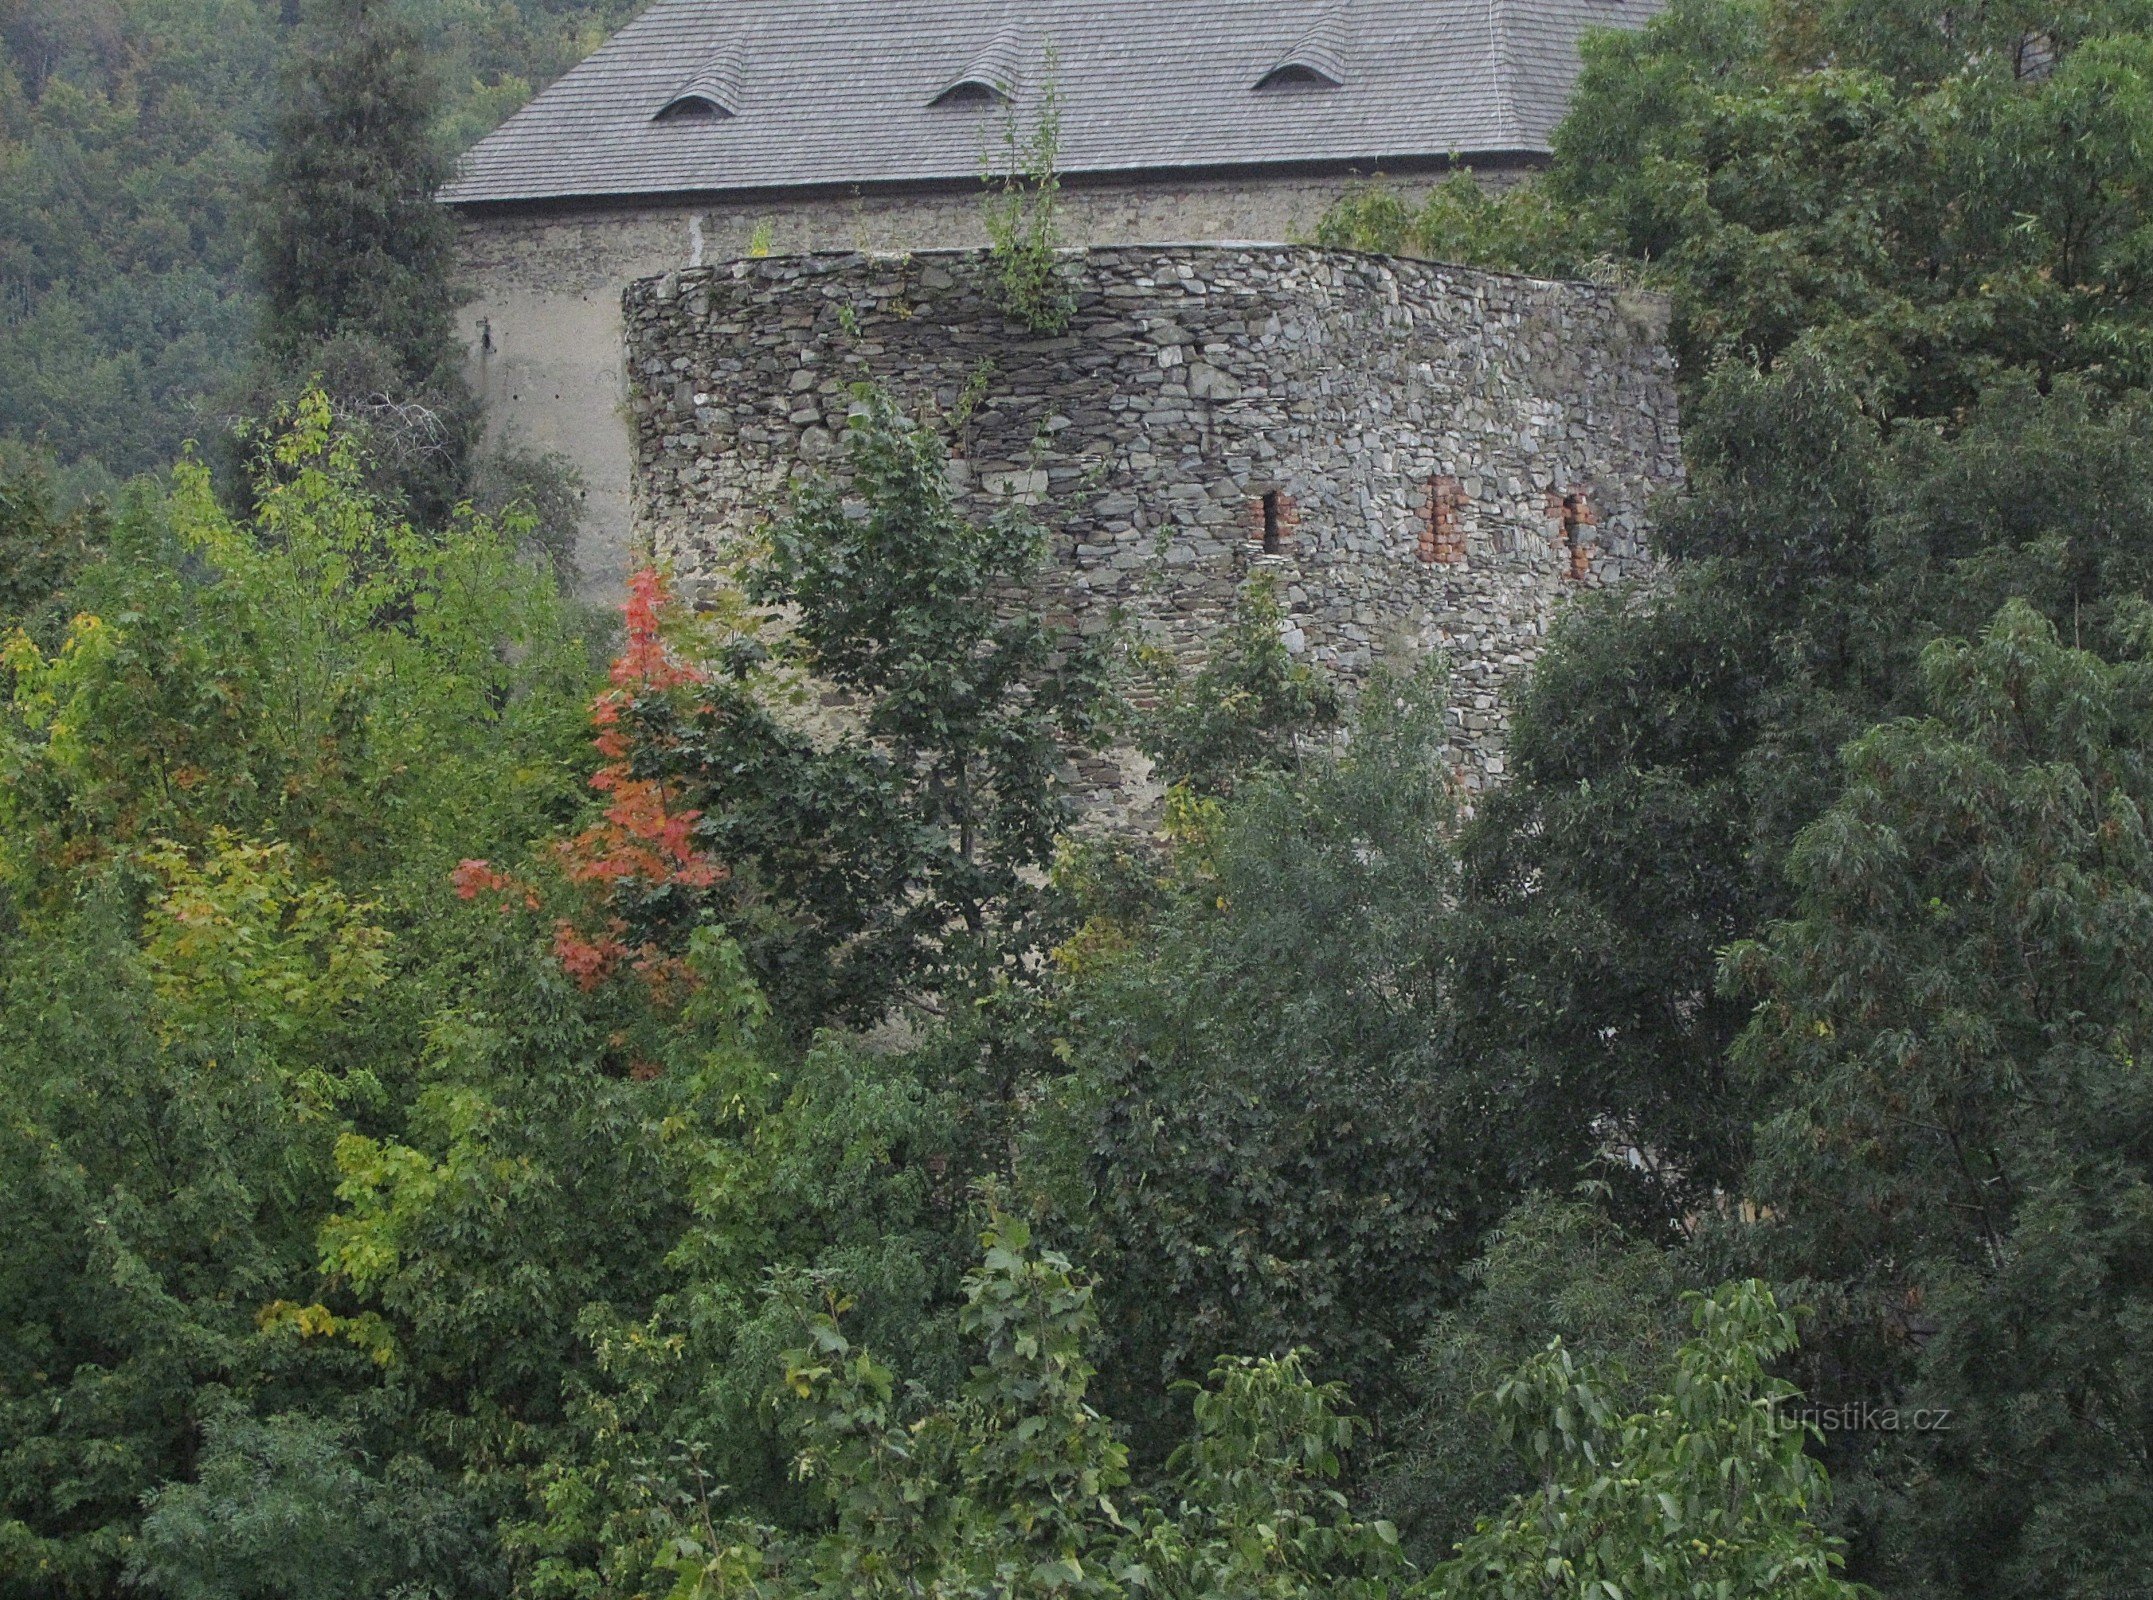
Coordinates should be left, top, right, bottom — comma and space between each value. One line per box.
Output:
0, 0, 634, 490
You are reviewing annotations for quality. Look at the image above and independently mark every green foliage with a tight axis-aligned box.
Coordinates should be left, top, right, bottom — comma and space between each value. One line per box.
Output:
754, 387, 1109, 960
0, 400, 594, 1597
0, 389, 590, 911
0, 332, 1996, 1600
0, 893, 349, 1598
1726, 602, 2153, 1596
26, 5, 2153, 1592
131, 1406, 487, 1600
1059, 668, 1539, 1451
245, 0, 475, 518
1453, 361, 2153, 1224
665, 1217, 1405, 1600
0, 389, 987, 1596
1316, 19, 2153, 1572
257, 0, 457, 393
0, 0, 636, 484
1318, 1, 2153, 419
140, 829, 391, 1050
638, 386, 1112, 1028
1375, 1197, 1685, 1566
981, 55, 1074, 336
1138, 574, 1340, 801
1314, 172, 1598, 280
663, 1232, 1856, 1600
1436, 1280, 1863, 1600
946, 1211, 1132, 1600
1132, 1352, 1401, 1600
414, 1000, 973, 1599
0, 461, 108, 645
0, 0, 276, 481
664, 1210, 1133, 1600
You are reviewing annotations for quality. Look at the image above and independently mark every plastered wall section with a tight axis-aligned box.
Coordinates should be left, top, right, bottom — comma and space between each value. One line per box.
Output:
622, 244, 1681, 795
452, 169, 1524, 597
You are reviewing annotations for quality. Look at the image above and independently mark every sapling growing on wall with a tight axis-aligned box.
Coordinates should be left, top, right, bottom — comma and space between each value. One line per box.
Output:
981, 48, 1075, 335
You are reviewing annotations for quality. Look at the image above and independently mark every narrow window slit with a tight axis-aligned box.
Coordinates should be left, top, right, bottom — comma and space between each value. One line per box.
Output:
1555, 490, 1595, 579
1262, 490, 1283, 554
1423, 475, 1465, 563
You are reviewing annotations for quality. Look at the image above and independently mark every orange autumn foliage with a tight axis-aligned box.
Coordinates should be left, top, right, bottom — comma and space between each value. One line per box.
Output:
451, 857, 541, 911
450, 570, 729, 997
553, 570, 726, 993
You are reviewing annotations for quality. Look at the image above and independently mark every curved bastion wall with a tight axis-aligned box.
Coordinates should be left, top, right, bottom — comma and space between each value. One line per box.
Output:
623, 243, 1682, 795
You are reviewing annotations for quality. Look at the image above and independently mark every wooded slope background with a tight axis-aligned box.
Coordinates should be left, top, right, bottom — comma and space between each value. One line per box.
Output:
0, 0, 634, 492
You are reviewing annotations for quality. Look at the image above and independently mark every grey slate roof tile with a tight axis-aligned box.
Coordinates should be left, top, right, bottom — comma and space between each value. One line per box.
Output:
440, 0, 1661, 207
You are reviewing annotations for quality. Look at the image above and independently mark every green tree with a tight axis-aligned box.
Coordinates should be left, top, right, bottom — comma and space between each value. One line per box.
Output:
0, 462, 107, 645
603, 388, 1112, 1030
246, 0, 474, 519
0, 399, 593, 1598
664, 1210, 1135, 1600
1320, 0, 2153, 421
1436, 1281, 1863, 1600
1057, 668, 1550, 1453
130, 1406, 488, 1600
0, 0, 276, 482
982, 53, 1074, 336
257, 0, 460, 391
663, 1229, 1859, 1600
0, 894, 358, 1599
664, 1215, 1403, 1600
1374, 1197, 1685, 1567
1727, 602, 2153, 1597
1449, 362, 2153, 1225
0, 0, 637, 486
1130, 1351, 1401, 1600
329, 929, 975, 1599
751, 388, 1110, 990
0, 390, 589, 914
1138, 573, 1340, 802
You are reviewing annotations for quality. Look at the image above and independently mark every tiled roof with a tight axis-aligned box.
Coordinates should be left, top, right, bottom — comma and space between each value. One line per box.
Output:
440, 0, 1662, 208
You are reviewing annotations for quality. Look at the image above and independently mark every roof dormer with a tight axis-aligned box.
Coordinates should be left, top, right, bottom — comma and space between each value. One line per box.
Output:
1254, 4, 1347, 90
655, 91, 730, 120
930, 77, 1011, 107
655, 44, 743, 121
1254, 61, 1340, 89
931, 12, 1025, 108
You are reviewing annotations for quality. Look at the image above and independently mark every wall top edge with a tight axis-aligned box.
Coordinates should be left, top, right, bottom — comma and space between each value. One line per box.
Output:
620, 240, 1666, 306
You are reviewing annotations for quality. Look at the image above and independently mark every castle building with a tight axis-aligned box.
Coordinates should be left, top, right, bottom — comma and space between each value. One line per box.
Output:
445, 0, 1667, 594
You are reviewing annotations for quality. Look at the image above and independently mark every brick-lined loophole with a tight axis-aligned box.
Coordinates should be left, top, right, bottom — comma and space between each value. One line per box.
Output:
1245, 489, 1297, 551
1553, 490, 1596, 579
1422, 475, 1466, 564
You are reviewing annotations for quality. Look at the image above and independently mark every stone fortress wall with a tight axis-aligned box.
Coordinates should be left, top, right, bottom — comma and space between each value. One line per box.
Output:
623, 243, 1682, 795
456, 172, 1465, 595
